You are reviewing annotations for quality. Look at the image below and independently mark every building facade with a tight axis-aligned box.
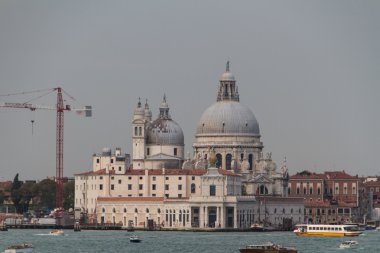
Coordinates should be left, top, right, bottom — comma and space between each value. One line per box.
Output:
75, 63, 302, 230
289, 170, 361, 224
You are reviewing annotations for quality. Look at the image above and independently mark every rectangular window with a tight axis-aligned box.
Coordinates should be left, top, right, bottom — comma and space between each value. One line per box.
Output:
178, 194, 182, 198
152, 194, 156, 197
96, 158, 100, 163
128, 184, 132, 190
111, 159, 114, 163
153, 176, 156, 181
165, 184, 169, 190
100, 176, 103, 180
178, 177, 182, 180
139, 184, 143, 190
100, 184, 103, 190
111, 184, 114, 190
139, 176, 143, 180
210, 185, 216, 196
118, 166, 122, 171
174, 148, 177, 156
139, 193, 143, 197
178, 185, 182, 190
147, 148, 150, 156
128, 176, 132, 180
165, 176, 169, 180
192, 176, 195, 180
152, 184, 156, 190
165, 194, 169, 198
118, 179, 122, 184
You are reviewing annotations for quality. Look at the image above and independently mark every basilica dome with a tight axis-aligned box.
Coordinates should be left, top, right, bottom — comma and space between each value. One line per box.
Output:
146, 95, 184, 146
196, 101, 260, 135
196, 62, 260, 136
146, 118, 184, 145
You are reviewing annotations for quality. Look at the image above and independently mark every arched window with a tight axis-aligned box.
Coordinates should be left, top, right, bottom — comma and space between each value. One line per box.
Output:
216, 153, 222, 168
226, 154, 232, 170
248, 154, 253, 170
146, 208, 149, 213
112, 208, 116, 213
124, 208, 127, 213
139, 127, 142, 136
191, 183, 196, 194
134, 127, 138, 136
102, 208, 105, 213
259, 185, 268, 195
135, 208, 138, 213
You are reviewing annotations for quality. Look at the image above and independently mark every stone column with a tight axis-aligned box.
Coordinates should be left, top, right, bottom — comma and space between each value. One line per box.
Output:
216, 206, 220, 228
234, 206, 238, 229
205, 206, 209, 227
221, 206, 225, 228
199, 206, 204, 228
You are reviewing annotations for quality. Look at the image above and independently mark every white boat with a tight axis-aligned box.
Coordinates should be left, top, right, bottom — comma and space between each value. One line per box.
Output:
129, 234, 141, 243
339, 240, 358, 249
294, 224, 362, 237
49, 229, 64, 236
4, 243, 33, 253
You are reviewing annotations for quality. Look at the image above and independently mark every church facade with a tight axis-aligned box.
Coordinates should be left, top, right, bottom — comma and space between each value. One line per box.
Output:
74, 63, 302, 230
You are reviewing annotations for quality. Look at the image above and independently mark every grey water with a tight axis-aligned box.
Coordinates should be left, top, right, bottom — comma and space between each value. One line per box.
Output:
0, 229, 379, 253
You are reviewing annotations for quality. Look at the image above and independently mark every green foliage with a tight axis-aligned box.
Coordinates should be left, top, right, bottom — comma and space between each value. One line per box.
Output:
33, 179, 56, 210
7, 174, 73, 213
11, 173, 24, 213
63, 180, 75, 210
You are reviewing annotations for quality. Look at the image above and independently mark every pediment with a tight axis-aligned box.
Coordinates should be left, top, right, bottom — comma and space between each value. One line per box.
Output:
249, 174, 274, 184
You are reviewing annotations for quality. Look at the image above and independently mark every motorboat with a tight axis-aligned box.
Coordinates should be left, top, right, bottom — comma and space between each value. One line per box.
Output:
293, 224, 362, 237
129, 234, 141, 243
49, 229, 64, 236
339, 240, 358, 249
239, 242, 297, 253
4, 243, 34, 253
250, 223, 275, 232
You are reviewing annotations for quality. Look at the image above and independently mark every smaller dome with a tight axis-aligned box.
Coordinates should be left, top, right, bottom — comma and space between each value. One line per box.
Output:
220, 71, 235, 81
102, 147, 111, 156
146, 119, 184, 145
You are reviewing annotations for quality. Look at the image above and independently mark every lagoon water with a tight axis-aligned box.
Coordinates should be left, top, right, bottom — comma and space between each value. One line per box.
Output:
0, 229, 379, 253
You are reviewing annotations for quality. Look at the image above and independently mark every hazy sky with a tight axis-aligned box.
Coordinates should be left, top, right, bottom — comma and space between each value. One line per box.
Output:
0, 0, 379, 181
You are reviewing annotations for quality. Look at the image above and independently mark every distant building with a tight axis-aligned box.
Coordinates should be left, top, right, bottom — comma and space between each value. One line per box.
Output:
289, 170, 360, 224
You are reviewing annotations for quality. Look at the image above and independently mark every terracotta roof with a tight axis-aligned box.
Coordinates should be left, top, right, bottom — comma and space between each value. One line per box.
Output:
0, 181, 12, 189
290, 171, 326, 180
75, 169, 115, 176
97, 197, 164, 202
324, 171, 357, 180
363, 181, 380, 187
76, 168, 240, 177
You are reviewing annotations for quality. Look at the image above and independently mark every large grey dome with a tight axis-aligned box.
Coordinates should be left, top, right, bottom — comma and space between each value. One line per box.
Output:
196, 101, 260, 135
146, 118, 184, 145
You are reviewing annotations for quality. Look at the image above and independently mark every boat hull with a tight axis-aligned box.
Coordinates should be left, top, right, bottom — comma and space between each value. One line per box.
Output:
240, 248, 297, 253
294, 232, 361, 237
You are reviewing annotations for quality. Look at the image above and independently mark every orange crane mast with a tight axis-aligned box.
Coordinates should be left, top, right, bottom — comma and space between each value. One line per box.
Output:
0, 87, 91, 210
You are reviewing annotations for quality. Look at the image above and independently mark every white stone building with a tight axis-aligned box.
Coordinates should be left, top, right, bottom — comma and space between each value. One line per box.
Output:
74, 62, 303, 230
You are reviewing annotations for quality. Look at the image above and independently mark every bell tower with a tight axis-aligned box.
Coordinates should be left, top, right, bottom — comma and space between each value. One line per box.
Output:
132, 98, 146, 169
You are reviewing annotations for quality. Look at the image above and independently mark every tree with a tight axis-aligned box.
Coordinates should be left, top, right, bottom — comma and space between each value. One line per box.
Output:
19, 181, 37, 212
63, 180, 75, 210
11, 173, 23, 213
34, 179, 56, 210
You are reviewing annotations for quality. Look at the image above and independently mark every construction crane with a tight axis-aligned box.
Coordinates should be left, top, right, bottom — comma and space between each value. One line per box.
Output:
0, 87, 92, 210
